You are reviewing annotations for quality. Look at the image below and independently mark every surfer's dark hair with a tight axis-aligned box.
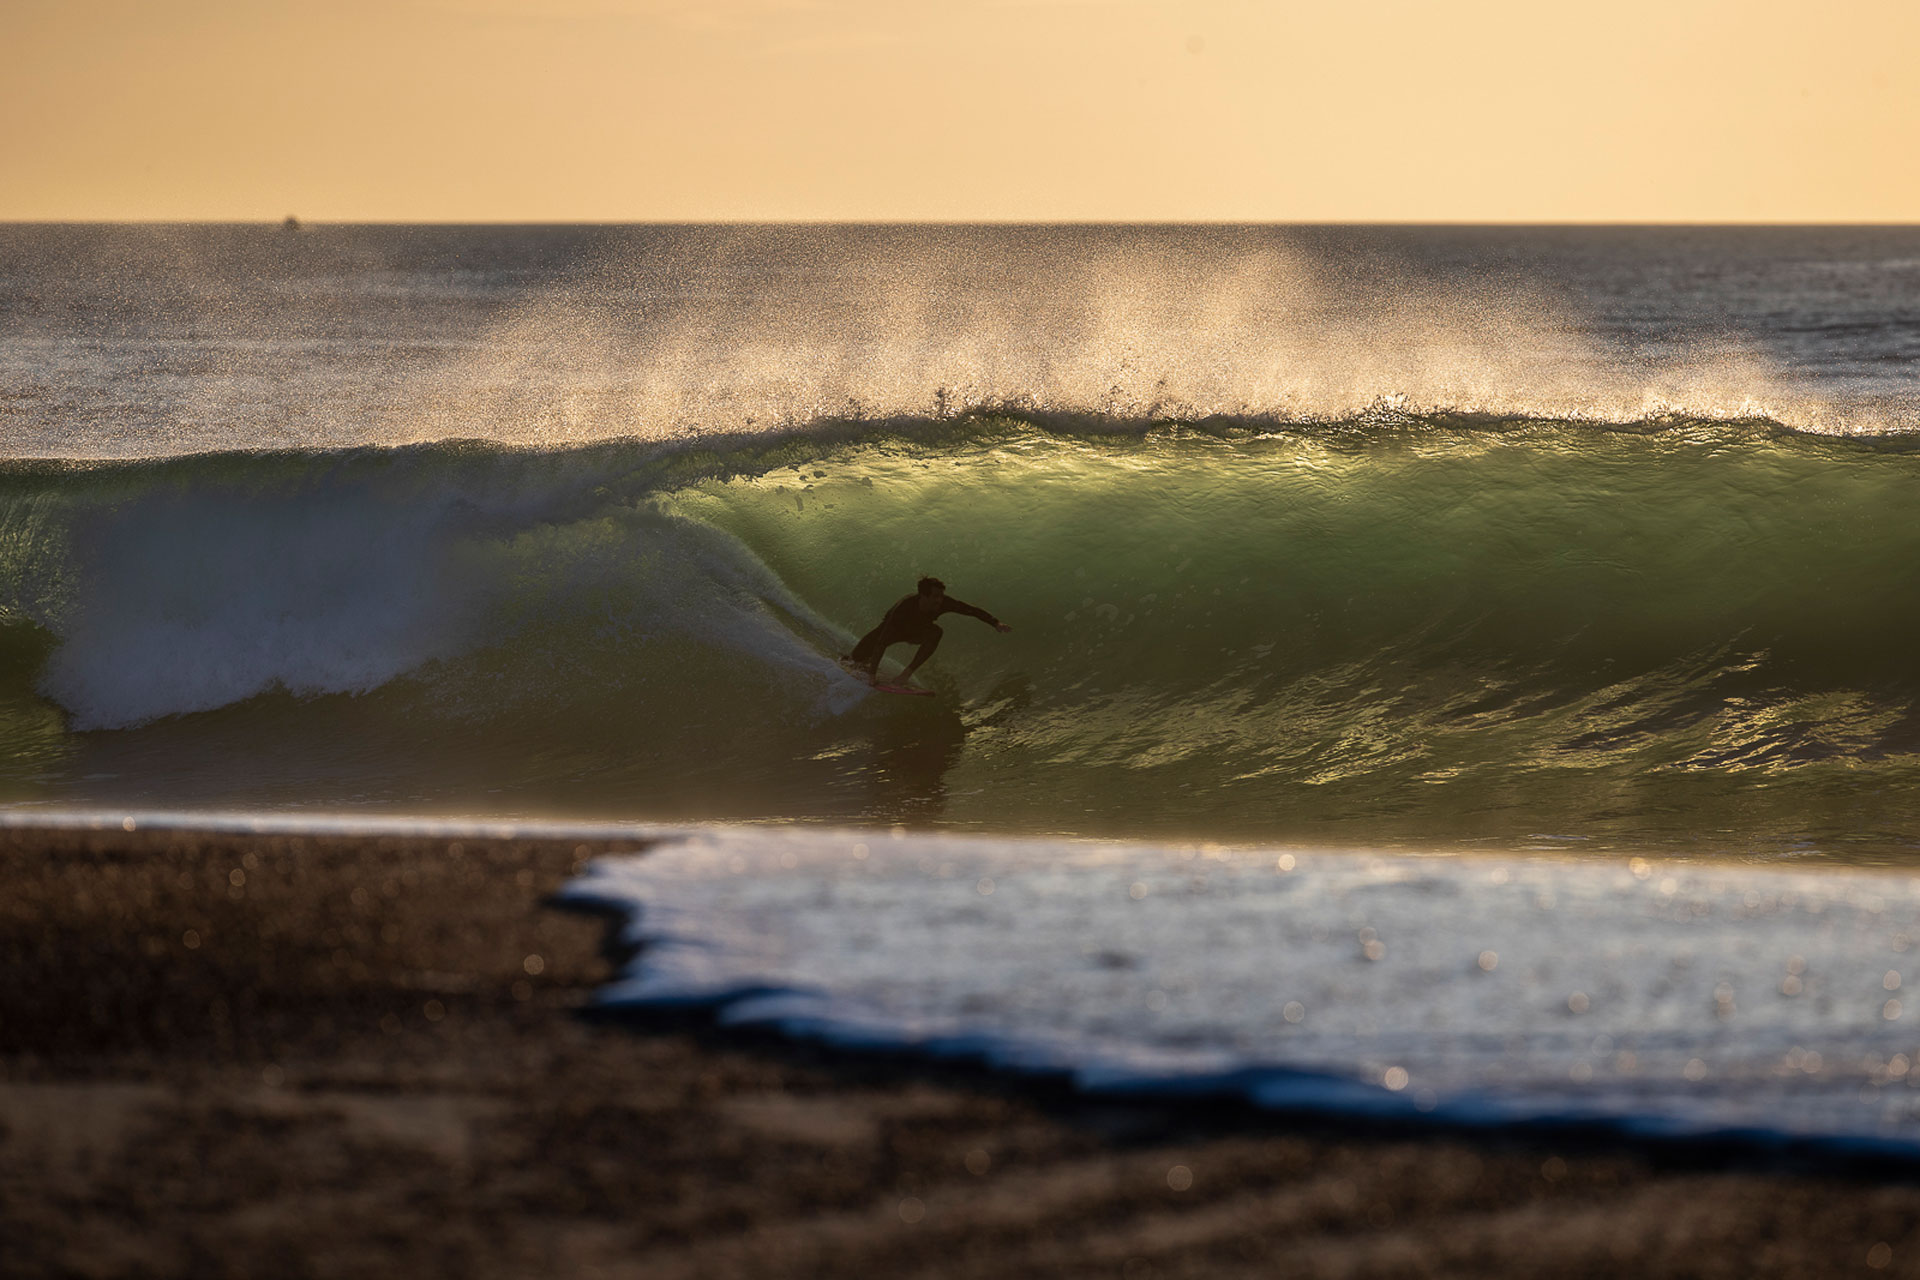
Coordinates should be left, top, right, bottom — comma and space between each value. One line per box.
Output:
917, 576, 945, 596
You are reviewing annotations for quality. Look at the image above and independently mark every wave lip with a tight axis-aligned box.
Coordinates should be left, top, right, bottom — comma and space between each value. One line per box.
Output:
563, 827, 1920, 1163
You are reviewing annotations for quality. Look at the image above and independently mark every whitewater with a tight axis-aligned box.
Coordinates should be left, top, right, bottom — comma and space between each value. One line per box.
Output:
7, 223, 1920, 1157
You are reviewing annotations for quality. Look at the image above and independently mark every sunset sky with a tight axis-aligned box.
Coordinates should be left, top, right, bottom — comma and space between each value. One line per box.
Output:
6, 0, 1917, 222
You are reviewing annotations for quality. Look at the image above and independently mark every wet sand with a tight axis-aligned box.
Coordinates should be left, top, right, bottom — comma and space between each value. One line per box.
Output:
4, 822, 1919, 1279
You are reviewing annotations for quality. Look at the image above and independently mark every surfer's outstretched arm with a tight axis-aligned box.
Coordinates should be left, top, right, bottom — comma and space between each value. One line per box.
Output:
941, 598, 1012, 632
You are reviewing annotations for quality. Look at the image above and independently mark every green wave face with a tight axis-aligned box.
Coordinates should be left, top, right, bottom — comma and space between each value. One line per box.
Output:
5, 416, 1920, 857
669, 420, 1920, 853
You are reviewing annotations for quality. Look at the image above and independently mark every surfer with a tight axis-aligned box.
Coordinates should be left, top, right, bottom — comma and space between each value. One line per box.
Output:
845, 577, 1011, 686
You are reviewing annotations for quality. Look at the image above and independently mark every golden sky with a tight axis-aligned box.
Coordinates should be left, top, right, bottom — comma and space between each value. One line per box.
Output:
5, 0, 1917, 222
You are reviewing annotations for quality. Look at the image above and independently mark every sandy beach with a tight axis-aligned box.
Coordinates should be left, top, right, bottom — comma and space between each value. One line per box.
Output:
0, 821, 1916, 1278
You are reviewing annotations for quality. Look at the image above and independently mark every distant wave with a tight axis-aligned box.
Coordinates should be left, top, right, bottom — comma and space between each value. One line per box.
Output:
6, 412, 1920, 848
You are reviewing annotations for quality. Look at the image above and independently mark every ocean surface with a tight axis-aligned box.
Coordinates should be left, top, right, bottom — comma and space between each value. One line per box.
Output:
8, 223, 1920, 1153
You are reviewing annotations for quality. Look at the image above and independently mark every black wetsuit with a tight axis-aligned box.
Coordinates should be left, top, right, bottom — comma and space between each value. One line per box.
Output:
848, 594, 1001, 671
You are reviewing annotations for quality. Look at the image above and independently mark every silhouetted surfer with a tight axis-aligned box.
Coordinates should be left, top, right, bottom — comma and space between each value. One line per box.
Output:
846, 577, 1011, 686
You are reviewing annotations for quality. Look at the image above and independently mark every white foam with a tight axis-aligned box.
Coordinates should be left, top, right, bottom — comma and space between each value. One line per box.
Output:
39, 482, 472, 728
564, 828, 1920, 1156
26, 453, 862, 729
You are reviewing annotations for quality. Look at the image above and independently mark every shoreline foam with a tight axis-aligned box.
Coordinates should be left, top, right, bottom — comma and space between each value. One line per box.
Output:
565, 824, 1920, 1166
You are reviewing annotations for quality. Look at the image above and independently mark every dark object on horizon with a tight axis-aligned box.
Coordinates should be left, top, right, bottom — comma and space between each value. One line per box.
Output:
282, 215, 302, 233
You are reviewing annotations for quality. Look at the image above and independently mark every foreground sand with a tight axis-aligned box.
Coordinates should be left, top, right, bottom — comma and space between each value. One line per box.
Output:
4, 823, 1919, 1278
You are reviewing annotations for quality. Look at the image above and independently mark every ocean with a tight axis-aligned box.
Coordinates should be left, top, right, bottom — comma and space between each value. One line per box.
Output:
7, 223, 1920, 1154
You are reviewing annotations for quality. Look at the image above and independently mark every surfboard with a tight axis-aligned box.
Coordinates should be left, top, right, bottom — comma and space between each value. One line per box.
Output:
870, 681, 935, 698
838, 657, 934, 697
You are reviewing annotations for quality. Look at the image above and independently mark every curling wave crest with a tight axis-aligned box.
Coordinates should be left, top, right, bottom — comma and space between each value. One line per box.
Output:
3, 412, 1920, 849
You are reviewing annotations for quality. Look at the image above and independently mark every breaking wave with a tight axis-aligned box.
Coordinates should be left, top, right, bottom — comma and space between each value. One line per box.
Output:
6, 411, 1920, 853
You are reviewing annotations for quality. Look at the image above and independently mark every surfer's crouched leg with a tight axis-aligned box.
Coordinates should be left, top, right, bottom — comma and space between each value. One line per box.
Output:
899, 624, 942, 680
849, 627, 887, 669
